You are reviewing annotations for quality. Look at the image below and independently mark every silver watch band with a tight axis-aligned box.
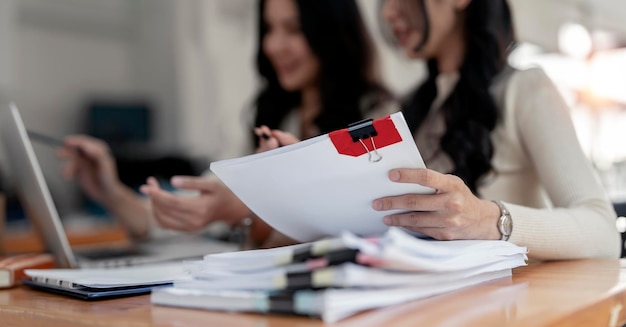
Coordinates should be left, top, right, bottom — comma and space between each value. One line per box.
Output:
492, 200, 512, 241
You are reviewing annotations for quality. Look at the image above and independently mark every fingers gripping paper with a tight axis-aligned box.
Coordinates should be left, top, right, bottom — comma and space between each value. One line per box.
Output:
210, 112, 434, 242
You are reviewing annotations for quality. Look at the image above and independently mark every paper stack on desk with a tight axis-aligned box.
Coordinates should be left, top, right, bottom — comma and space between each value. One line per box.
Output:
151, 228, 527, 323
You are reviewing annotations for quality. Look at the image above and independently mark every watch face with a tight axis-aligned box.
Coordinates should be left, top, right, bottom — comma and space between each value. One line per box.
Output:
494, 201, 512, 239
502, 215, 513, 235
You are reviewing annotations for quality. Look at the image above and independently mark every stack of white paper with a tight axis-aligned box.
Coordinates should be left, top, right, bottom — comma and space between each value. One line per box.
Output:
151, 228, 527, 323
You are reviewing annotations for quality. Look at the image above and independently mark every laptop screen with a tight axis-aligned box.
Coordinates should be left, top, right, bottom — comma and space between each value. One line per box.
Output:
0, 103, 77, 268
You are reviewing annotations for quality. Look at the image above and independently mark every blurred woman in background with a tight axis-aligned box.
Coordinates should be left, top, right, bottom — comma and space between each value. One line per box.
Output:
60, 0, 397, 244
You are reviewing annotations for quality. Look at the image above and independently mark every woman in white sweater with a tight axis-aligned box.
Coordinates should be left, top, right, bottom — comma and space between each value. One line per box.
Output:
369, 0, 620, 259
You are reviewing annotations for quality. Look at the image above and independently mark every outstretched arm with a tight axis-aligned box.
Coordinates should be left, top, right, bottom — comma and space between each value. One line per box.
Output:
58, 135, 151, 239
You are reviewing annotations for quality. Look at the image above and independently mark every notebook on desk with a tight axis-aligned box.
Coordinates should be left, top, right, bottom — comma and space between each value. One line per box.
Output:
0, 103, 237, 270
23, 262, 189, 300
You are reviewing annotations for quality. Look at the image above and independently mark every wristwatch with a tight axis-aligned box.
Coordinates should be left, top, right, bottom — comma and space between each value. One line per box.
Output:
492, 200, 513, 241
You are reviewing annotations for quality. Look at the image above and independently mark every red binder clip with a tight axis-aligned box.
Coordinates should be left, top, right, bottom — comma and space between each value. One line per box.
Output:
329, 115, 402, 162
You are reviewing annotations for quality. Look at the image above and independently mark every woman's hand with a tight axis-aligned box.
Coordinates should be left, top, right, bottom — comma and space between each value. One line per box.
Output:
254, 125, 300, 153
57, 135, 123, 205
372, 168, 502, 240
140, 176, 251, 232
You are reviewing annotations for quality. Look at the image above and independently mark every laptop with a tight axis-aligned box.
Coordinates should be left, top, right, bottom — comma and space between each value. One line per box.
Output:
0, 103, 238, 269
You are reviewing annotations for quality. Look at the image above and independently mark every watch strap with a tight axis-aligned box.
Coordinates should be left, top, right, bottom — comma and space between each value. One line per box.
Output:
492, 200, 512, 241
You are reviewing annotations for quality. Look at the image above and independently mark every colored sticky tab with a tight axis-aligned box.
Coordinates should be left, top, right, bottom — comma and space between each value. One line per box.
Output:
329, 115, 402, 157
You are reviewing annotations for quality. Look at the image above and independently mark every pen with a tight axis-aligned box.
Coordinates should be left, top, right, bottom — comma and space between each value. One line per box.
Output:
258, 131, 282, 147
260, 132, 271, 141
27, 130, 84, 155
27, 130, 65, 148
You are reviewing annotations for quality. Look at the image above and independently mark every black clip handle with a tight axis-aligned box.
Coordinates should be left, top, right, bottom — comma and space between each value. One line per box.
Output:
347, 119, 377, 142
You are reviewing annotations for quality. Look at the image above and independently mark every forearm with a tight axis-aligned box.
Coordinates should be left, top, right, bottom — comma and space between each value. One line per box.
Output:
507, 199, 620, 260
102, 183, 152, 240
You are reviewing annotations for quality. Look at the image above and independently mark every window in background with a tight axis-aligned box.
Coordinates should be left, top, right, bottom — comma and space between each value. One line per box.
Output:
86, 100, 152, 150
509, 30, 626, 203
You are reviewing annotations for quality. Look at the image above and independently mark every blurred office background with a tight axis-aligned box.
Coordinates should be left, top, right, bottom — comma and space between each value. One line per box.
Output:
0, 0, 625, 228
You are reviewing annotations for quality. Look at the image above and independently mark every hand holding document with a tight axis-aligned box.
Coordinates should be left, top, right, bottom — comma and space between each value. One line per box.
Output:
210, 112, 434, 242
196, 113, 527, 322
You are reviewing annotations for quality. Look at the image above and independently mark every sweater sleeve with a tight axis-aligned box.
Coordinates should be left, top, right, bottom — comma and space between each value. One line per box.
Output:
505, 68, 620, 259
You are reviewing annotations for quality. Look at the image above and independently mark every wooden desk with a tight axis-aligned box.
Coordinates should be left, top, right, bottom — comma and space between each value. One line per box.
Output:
0, 259, 625, 327
1, 224, 131, 254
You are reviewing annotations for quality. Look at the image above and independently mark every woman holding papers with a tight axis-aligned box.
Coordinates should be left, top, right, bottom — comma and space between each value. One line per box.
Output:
59, 0, 397, 242
364, 0, 620, 259
257, 0, 621, 259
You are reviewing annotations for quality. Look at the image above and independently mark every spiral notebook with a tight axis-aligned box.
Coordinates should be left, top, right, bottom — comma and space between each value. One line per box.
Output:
210, 112, 434, 242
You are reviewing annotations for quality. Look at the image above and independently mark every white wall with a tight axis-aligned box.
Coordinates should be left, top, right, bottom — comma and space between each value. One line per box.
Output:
15, 25, 135, 136
175, 0, 257, 161
1, 0, 257, 213
132, 0, 180, 153
0, 0, 16, 95
6, 0, 137, 213
510, 0, 626, 52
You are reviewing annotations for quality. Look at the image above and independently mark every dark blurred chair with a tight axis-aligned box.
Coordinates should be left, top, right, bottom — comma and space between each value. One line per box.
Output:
82, 99, 206, 215
615, 202, 626, 257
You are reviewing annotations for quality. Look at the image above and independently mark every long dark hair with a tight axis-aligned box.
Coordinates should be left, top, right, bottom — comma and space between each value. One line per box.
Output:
254, 0, 389, 138
401, 0, 515, 194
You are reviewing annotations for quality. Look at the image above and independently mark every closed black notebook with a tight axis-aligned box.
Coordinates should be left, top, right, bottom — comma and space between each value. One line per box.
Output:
23, 279, 170, 300
22, 262, 186, 300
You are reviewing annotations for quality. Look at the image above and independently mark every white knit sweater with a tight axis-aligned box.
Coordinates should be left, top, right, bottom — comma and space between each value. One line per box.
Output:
415, 67, 620, 260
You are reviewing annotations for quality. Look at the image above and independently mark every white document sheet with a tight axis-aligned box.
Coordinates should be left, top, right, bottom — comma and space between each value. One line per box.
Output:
210, 112, 433, 242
